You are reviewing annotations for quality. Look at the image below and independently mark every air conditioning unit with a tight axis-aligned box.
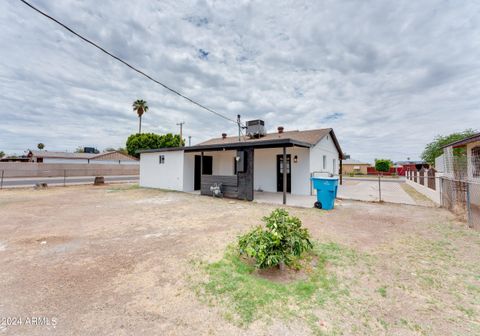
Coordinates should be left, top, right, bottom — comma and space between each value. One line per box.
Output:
246, 120, 266, 138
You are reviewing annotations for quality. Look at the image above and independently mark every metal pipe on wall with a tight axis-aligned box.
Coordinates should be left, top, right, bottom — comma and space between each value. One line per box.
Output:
283, 146, 287, 205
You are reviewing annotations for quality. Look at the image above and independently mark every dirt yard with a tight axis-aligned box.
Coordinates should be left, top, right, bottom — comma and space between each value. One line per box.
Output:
0, 185, 479, 335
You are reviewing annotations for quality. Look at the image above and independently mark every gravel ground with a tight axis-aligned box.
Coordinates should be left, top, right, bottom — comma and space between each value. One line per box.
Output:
0, 184, 478, 335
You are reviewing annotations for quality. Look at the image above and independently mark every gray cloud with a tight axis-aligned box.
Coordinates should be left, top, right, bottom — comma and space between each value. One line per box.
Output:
0, 0, 479, 162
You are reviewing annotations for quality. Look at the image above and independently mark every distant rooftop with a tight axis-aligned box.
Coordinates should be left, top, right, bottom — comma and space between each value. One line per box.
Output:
29, 150, 98, 159
28, 150, 138, 161
342, 159, 370, 165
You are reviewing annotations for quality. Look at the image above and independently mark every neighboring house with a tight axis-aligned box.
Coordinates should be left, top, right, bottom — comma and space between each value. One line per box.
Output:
27, 150, 139, 165
341, 159, 370, 175
0, 155, 30, 162
395, 161, 429, 172
442, 132, 480, 181
139, 122, 344, 202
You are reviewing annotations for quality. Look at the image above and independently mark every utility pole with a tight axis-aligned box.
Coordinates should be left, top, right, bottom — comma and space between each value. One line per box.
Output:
237, 115, 241, 141
176, 121, 185, 146
188, 136, 192, 147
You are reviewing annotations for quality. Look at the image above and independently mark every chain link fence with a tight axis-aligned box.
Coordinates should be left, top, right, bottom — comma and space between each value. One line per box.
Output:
440, 177, 480, 230
440, 146, 480, 230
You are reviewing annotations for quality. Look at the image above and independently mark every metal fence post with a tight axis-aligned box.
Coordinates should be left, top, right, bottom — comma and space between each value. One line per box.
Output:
63, 169, 66, 187
0, 170, 3, 189
378, 174, 382, 202
439, 177, 443, 207
466, 182, 472, 228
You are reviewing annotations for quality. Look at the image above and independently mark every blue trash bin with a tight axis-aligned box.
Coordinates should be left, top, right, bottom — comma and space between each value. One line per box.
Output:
311, 176, 339, 210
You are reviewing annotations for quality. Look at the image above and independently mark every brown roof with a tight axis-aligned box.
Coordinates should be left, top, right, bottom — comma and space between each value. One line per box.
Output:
442, 133, 480, 148
138, 128, 344, 158
91, 151, 138, 161
198, 128, 332, 146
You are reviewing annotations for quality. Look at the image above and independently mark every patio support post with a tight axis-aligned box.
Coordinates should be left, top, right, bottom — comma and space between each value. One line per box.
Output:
283, 146, 287, 205
339, 158, 343, 185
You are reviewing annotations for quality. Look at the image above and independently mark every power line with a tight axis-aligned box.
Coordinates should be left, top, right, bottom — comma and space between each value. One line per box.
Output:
18, 0, 239, 126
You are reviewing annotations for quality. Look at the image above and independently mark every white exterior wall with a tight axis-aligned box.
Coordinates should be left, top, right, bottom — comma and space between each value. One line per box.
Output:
310, 134, 340, 175
139, 150, 185, 191
253, 147, 310, 195
210, 151, 236, 175
183, 153, 195, 192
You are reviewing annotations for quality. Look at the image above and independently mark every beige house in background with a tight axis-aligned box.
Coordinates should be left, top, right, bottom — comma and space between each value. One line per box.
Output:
27, 150, 139, 165
342, 159, 370, 175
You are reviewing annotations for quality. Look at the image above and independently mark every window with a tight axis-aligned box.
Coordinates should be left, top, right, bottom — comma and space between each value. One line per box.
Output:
472, 146, 480, 177
159, 155, 165, 164
322, 155, 326, 170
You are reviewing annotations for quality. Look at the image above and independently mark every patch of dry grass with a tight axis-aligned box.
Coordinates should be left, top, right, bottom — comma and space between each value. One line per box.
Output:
400, 183, 435, 206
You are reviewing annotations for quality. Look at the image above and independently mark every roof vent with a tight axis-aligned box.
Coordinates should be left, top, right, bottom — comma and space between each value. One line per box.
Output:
246, 120, 266, 138
277, 126, 284, 134
222, 133, 227, 139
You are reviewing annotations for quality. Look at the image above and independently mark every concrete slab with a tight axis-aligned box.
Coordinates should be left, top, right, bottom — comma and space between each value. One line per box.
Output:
338, 180, 416, 205
253, 180, 417, 207
254, 191, 317, 208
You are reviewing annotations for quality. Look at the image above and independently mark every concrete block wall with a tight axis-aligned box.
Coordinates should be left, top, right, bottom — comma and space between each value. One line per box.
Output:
0, 162, 139, 178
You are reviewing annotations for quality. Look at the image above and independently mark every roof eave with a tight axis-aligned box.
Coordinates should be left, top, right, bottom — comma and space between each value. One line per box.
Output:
136, 138, 313, 154
311, 128, 345, 159
441, 133, 480, 149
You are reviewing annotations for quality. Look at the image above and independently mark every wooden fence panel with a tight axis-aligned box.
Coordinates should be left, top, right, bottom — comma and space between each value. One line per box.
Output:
428, 168, 436, 190
201, 175, 238, 197
419, 168, 425, 185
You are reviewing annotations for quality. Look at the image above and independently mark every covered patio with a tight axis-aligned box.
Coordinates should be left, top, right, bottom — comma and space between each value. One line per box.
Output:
184, 138, 312, 204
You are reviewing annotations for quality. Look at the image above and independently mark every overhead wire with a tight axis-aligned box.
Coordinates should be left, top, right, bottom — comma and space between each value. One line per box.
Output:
19, 0, 245, 132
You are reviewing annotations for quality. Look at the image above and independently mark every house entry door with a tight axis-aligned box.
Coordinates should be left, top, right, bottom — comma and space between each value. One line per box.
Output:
194, 155, 212, 190
276, 154, 291, 192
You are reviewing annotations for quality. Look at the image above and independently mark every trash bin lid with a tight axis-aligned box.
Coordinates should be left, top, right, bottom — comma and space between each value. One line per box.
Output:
310, 176, 339, 181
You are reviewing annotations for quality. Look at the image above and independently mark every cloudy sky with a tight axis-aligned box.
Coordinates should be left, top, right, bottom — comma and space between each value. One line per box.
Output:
1, 0, 479, 161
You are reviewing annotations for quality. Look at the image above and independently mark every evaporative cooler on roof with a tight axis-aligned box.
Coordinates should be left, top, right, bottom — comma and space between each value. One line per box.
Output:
246, 120, 266, 138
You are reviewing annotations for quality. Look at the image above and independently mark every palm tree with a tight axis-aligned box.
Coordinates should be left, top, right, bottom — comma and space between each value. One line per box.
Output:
37, 143, 45, 150
132, 99, 149, 134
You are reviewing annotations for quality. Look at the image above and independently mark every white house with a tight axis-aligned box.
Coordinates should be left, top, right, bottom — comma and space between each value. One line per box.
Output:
139, 122, 344, 202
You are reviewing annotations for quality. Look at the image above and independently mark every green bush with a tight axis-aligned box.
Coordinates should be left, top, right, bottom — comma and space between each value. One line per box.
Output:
375, 159, 392, 173
238, 209, 313, 269
126, 133, 184, 158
